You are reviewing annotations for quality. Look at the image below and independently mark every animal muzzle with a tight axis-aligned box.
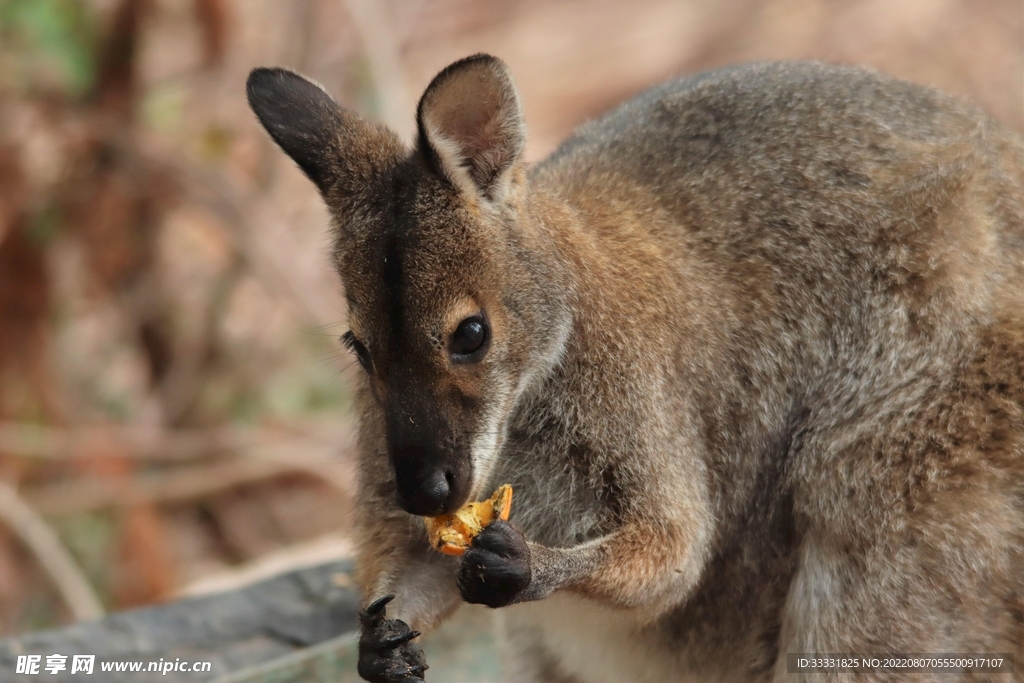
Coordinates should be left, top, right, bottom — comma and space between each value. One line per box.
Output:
392, 448, 471, 516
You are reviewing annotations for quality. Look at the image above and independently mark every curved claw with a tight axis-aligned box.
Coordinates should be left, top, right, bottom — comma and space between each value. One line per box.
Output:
381, 630, 421, 647
383, 664, 423, 680
363, 594, 395, 618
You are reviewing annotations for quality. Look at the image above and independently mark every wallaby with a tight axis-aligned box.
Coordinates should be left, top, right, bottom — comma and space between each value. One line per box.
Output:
247, 56, 1024, 682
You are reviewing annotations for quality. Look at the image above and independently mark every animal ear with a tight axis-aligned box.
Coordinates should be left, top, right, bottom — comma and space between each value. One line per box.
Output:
416, 54, 525, 202
247, 67, 401, 197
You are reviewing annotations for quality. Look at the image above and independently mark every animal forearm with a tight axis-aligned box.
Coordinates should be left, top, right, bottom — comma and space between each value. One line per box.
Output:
373, 553, 462, 632
355, 515, 462, 632
525, 521, 705, 614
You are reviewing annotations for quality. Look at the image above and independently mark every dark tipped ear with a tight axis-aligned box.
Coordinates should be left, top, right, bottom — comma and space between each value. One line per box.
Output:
247, 67, 401, 196
416, 54, 525, 202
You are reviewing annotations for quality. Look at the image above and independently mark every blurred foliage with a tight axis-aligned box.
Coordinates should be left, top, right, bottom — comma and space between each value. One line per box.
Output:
25, 203, 62, 248
0, 0, 97, 96
0, 0, 355, 637
140, 82, 187, 134
54, 512, 118, 607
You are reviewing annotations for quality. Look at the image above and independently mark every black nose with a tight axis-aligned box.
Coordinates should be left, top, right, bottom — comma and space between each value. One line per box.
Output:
395, 467, 451, 516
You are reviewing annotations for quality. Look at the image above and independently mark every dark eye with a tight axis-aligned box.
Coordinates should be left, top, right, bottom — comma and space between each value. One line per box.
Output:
450, 316, 489, 362
341, 331, 373, 373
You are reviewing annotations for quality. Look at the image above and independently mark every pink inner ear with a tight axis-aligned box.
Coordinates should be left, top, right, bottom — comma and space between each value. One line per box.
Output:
449, 114, 499, 166
419, 56, 524, 194
433, 71, 504, 159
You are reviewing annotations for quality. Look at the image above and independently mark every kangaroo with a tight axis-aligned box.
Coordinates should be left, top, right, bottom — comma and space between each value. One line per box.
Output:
247, 56, 1024, 682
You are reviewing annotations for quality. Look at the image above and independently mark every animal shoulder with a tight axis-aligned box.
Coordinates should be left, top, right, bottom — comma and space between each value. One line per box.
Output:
536, 62, 988, 201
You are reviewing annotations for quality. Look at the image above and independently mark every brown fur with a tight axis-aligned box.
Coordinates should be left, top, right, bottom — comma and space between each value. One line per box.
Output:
248, 58, 1024, 682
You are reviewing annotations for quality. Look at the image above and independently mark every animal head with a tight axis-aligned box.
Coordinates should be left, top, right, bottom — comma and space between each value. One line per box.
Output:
247, 55, 570, 516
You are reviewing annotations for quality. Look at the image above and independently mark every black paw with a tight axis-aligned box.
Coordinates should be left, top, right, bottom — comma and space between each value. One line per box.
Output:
357, 595, 428, 683
457, 520, 532, 608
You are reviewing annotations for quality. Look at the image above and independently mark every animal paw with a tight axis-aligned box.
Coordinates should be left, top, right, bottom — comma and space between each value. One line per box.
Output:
457, 520, 531, 608
357, 595, 428, 683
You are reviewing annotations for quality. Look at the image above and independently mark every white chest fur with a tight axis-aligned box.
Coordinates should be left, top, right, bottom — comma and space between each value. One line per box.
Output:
498, 593, 687, 683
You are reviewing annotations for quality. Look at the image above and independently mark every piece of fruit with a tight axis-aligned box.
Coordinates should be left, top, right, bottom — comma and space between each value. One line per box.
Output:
423, 484, 513, 556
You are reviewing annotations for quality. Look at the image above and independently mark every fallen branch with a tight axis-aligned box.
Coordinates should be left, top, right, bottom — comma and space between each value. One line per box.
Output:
0, 479, 105, 620
17, 425, 357, 516
0, 422, 245, 461
24, 457, 306, 516
177, 533, 352, 597
0, 420, 355, 461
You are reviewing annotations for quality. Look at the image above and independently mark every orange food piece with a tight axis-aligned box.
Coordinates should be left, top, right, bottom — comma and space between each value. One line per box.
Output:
423, 484, 513, 556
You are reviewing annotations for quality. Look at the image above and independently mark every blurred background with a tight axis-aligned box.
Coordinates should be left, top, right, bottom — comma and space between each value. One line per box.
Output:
0, 0, 1020, 636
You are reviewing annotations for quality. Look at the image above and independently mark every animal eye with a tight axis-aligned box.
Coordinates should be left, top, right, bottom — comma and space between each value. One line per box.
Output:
450, 316, 489, 362
341, 331, 373, 373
